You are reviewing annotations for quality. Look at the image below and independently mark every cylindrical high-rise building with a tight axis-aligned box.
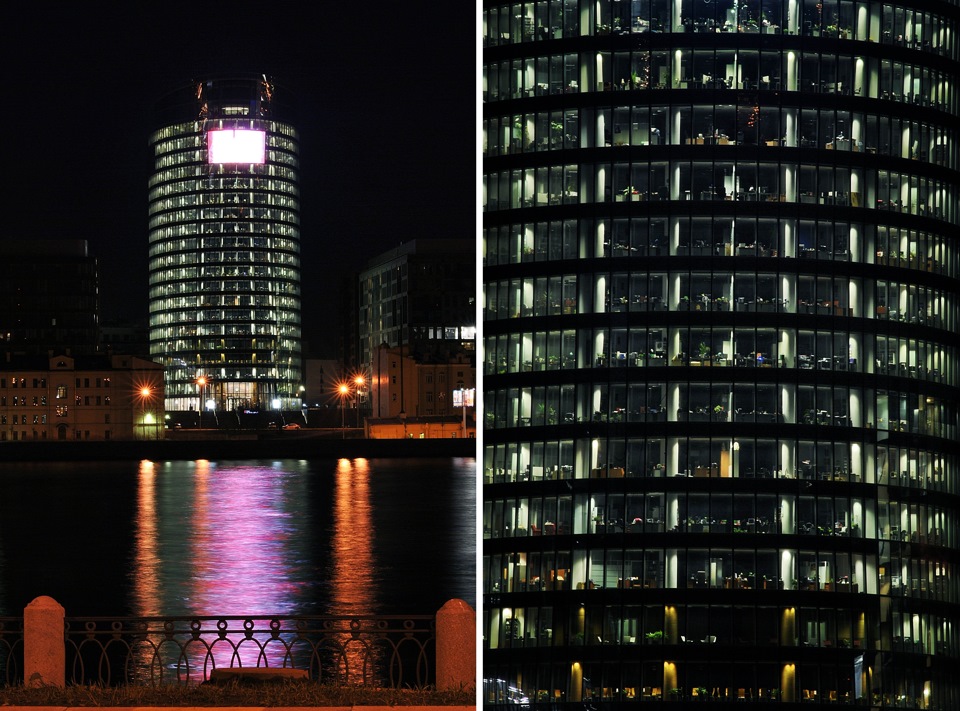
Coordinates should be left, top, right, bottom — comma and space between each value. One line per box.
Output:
483, 1, 959, 708
148, 75, 302, 415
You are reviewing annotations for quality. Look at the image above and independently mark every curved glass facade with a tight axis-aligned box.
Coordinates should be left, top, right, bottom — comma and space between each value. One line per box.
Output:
482, 1, 960, 708
148, 76, 302, 413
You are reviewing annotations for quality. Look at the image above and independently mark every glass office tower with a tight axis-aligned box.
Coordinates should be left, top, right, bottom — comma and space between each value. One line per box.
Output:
149, 75, 302, 414
482, 1, 959, 707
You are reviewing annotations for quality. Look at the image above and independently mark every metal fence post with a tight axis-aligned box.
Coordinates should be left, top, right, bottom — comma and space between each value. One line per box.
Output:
435, 598, 475, 692
24, 596, 65, 688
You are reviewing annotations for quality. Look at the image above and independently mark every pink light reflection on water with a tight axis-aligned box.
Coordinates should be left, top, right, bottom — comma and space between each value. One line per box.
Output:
131, 459, 315, 679
187, 460, 311, 616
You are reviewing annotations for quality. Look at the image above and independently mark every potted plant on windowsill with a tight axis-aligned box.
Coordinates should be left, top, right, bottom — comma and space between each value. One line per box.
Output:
698, 342, 711, 364
644, 630, 663, 644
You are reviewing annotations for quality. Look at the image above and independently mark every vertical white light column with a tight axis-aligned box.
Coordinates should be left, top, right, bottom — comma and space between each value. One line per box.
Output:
781, 549, 795, 589
786, 51, 798, 90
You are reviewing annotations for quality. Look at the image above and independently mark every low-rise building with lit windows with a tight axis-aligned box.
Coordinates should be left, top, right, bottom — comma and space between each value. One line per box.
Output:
366, 346, 476, 437
0, 354, 164, 441
483, 1, 960, 707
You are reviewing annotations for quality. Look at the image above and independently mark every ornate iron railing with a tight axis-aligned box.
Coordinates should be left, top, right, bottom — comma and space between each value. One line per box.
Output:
1, 614, 435, 688
0, 618, 23, 686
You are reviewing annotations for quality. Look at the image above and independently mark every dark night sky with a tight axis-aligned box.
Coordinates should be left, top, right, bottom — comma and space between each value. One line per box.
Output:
6, 2, 476, 355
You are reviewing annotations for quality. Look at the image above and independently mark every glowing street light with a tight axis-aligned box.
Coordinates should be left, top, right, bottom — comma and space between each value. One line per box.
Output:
337, 382, 350, 437
138, 386, 154, 440
197, 376, 207, 429
353, 374, 365, 429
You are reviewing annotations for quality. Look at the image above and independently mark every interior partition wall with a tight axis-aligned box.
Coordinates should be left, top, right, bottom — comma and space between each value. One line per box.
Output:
482, 1, 960, 708
148, 75, 302, 414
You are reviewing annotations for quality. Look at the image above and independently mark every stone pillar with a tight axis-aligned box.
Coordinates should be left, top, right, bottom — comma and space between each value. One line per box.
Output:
24, 596, 65, 688
435, 598, 475, 692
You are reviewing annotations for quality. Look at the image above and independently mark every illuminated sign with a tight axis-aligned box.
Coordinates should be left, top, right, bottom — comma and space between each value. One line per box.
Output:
453, 388, 475, 408
207, 129, 266, 164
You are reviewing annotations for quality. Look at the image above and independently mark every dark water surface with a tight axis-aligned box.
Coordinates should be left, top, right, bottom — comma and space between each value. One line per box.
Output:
0, 457, 476, 618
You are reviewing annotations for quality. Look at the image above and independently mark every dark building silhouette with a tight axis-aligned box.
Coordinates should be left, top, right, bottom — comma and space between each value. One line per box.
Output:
0, 239, 100, 357
358, 239, 476, 365
354, 239, 477, 435
483, 1, 959, 708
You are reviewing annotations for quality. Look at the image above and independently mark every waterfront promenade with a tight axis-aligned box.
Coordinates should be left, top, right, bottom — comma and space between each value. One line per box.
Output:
2, 598, 478, 709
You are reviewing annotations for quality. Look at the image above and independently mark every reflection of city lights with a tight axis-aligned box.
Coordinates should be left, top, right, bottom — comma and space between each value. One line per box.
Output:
131, 458, 402, 681
189, 462, 299, 616
130, 461, 316, 675
133, 461, 159, 616
333, 458, 374, 614
333, 458, 380, 683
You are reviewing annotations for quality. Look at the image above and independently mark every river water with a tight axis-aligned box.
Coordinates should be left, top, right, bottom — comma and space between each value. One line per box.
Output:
0, 457, 476, 619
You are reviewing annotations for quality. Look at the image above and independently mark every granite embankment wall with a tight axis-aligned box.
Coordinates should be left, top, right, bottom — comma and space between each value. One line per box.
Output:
0, 436, 476, 462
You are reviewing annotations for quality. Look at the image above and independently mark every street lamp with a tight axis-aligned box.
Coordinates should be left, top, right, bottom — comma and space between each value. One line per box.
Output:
353, 375, 365, 429
139, 386, 152, 440
338, 382, 350, 437
197, 376, 207, 429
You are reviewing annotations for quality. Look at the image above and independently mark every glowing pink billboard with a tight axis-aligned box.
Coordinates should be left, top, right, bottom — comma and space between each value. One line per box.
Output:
207, 129, 266, 164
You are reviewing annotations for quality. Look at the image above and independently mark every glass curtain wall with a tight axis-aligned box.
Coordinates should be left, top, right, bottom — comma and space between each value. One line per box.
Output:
148, 76, 303, 415
483, 1, 960, 708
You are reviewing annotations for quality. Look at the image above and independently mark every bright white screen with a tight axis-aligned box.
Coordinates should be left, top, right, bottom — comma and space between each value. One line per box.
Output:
207, 129, 266, 164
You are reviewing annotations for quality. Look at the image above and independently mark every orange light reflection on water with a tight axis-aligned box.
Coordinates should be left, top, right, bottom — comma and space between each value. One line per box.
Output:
331, 458, 374, 615
133, 460, 160, 616
330, 458, 381, 684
